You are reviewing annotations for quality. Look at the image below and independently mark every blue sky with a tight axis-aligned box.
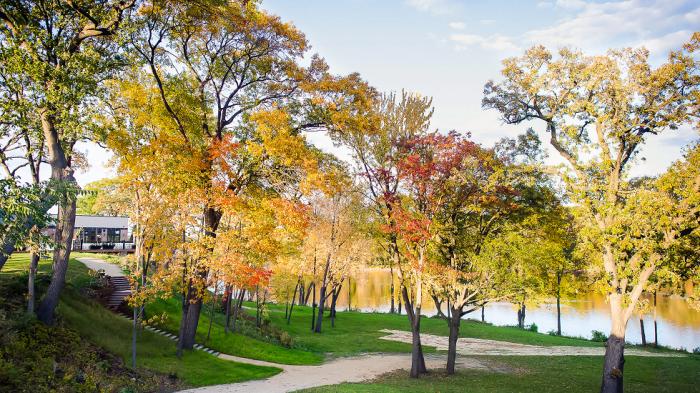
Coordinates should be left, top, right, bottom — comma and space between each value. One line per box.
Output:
75, 0, 700, 185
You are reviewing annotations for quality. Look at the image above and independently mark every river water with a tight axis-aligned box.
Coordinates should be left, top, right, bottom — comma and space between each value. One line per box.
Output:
331, 269, 700, 352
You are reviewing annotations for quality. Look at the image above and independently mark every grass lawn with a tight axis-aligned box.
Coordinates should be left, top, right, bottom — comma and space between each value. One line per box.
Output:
2, 253, 281, 388
147, 297, 324, 365
258, 301, 602, 357
300, 355, 700, 393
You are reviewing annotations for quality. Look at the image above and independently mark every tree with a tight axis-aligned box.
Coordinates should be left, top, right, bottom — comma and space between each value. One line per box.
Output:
483, 35, 700, 393
76, 178, 130, 216
127, 0, 357, 350
0, 0, 137, 323
306, 174, 370, 333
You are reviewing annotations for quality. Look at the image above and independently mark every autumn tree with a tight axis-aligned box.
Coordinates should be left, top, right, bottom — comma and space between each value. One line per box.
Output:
0, 0, 137, 324
484, 35, 700, 393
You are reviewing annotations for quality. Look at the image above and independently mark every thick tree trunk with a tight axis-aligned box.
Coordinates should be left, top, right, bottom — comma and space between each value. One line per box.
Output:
601, 296, 628, 393
179, 207, 220, 348
37, 195, 77, 324
601, 334, 625, 393
639, 318, 646, 346
27, 251, 39, 314
446, 310, 461, 375
179, 294, 202, 350
0, 239, 16, 271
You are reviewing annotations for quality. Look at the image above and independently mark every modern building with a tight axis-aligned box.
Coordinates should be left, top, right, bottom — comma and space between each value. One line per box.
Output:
46, 215, 133, 251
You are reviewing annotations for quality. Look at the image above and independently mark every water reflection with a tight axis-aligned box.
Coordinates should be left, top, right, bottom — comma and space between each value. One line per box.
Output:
330, 269, 700, 351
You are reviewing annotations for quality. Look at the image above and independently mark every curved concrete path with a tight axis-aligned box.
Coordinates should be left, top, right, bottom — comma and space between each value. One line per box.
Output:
180, 353, 500, 393
378, 329, 685, 357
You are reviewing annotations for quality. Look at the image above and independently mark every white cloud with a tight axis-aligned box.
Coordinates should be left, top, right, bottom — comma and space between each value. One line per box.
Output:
554, 0, 587, 9
405, 0, 453, 15
450, 33, 519, 52
522, 0, 699, 55
449, 21, 466, 30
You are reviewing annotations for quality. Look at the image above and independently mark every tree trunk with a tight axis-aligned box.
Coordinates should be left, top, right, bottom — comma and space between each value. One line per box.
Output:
601, 334, 625, 393
230, 289, 245, 333
132, 306, 138, 368
330, 284, 341, 328
556, 294, 562, 335
314, 285, 327, 333
224, 286, 233, 333
600, 297, 628, 393
481, 305, 484, 322
37, 193, 77, 324
27, 251, 39, 314
402, 286, 426, 378
446, 310, 461, 375
310, 282, 316, 331
653, 291, 658, 348
639, 318, 646, 346
389, 263, 395, 313
288, 281, 299, 325
206, 283, 218, 343
179, 296, 202, 350
179, 207, 220, 348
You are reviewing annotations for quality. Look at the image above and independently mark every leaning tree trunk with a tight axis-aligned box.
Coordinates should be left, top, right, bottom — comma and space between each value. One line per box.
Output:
287, 281, 299, 324
330, 284, 342, 328
446, 308, 461, 375
27, 251, 40, 314
37, 188, 77, 324
601, 296, 628, 393
314, 285, 327, 333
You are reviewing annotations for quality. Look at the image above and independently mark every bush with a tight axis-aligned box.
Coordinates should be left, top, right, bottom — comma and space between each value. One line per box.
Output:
591, 330, 608, 342
547, 330, 559, 336
279, 331, 294, 348
692, 347, 700, 355
527, 323, 538, 332
101, 243, 115, 250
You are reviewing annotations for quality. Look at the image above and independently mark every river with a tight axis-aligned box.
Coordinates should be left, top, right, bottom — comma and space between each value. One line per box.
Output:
330, 269, 700, 352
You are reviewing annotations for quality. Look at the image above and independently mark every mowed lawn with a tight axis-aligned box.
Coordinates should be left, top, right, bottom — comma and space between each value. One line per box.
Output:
2, 254, 280, 387
299, 355, 700, 393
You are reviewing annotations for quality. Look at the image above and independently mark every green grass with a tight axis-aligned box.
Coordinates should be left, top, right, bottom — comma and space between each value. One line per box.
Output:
258, 301, 601, 357
2, 253, 281, 387
300, 355, 700, 393
147, 297, 324, 365
59, 291, 279, 386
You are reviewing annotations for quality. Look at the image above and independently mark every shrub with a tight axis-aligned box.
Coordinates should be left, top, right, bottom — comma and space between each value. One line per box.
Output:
692, 347, 700, 355
279, 331, 294, 348
547, 330, 559, 336
527, 323, 538, 332
591, 330, 608, 342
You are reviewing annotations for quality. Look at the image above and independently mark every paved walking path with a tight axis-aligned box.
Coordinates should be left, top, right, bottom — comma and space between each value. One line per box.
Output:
378, 329, 686, 357
77, 257, 126, 277
180, 353, 500, 393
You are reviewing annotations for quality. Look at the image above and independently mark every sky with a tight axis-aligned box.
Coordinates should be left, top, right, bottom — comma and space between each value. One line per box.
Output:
74, 0, 700, 186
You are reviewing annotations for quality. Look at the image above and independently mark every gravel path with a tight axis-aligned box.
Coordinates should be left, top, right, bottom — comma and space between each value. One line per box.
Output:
179, 353, 498, 393
378, 329, 686, 357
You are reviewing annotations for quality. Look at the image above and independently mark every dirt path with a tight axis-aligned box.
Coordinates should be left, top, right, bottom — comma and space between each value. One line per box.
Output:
378, 329, 685, 357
